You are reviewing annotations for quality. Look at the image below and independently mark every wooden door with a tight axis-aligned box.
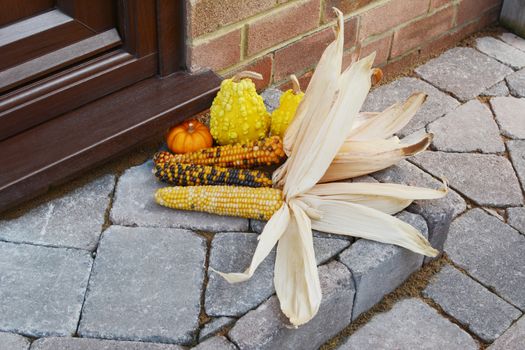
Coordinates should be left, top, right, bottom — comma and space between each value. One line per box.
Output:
0, 0, 162, 141
0, 0, 221, 212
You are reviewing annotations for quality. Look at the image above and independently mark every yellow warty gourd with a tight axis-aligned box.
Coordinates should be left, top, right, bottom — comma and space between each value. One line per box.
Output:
210, 71, 270, 145
270, 75, 304, 138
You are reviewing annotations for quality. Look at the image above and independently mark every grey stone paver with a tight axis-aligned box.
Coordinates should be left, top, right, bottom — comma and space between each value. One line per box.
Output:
0, 174, 114, 250
415, 47, 513, 101
199, 317, 236, 342
0, 242, 92, 337
482, 81, 510, 97
372, 160, 466, 258
500, 33, 525, 53
508, 140, 525, 188
488, 316, 525, 349
445, 209, 525, 311
261, 88, 283, 113
192, 336, 237, 350
361, 77, 460, 136
338, 212, 428, 319
337, 298, 477, 350
30, 337, 184, 350
490, 97, 525, 139
428, 99, 505, 153
508, 207, 525, 234
506, 68, 525, 97
205, 232, 349, 316
110, 161, 248, 232
412, 151, 523, 207
351, 175, 379, 183
0, 332, 29, 350
476, 36, 525, 70
229, 261, 354, 350
78, 226, 206, 345
424, 265, 522, 342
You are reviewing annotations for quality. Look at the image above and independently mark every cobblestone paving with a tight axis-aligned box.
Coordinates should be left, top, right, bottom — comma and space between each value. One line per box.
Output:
1, 33, 525, 349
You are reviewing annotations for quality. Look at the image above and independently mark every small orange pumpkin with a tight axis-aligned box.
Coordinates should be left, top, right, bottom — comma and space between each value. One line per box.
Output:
166, 120, 213, 154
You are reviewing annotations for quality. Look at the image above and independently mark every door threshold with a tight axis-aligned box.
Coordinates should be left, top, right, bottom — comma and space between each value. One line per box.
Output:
0, 69, 221, 212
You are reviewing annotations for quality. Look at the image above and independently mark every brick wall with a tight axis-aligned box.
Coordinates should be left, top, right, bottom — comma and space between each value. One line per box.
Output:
186, 0, 502, 90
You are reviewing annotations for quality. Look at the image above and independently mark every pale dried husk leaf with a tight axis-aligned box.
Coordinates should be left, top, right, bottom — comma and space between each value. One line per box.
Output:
321, 133, 432, 181
303, 197, 439, 257
281, 53, 374, 197
303, 181, 447, 214
348, 92, 427, 141
273, 9, 345, 186
274, 201, 322, 326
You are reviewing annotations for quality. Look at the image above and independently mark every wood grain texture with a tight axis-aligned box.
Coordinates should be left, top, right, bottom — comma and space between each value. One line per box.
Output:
57, 0, 117, 32
0, 29, 122, 93
0, 10, 71, 46
0, 0, 54, 27
0, 51, 157, 140
0, 70, 222, 212
118, 0, 157, 57
0, 10, 94, 70
157, 0, 185, 75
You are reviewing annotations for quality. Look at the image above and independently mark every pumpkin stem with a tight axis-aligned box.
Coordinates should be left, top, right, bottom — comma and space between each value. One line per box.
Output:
290, 75, 301, 94
232, 71, 263, 82
187, 121, 195, 133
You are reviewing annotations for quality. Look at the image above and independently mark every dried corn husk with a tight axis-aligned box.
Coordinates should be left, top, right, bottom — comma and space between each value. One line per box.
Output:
203, 7, 447, 327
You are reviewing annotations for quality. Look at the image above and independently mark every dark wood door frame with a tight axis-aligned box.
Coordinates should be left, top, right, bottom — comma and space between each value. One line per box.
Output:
0, 0, 222, 213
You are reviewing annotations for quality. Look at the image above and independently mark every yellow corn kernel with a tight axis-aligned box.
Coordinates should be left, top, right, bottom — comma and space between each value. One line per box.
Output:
155, 186, 283, 220
153, 136, 286, 169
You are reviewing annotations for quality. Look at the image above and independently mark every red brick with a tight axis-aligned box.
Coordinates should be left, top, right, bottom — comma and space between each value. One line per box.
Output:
322, 0, 375, 22
419, 5, 499, 58
457, 0, 502, 25
225, 55, 273, 91
273, 29, 331, 82
391, 6, 455, 57
361, 34, 393, 65
247, 0, 321, 56
189, 29, 241, 72
278, 70, 313, 90
342, 33, 392, 70
431, 0, 451, 8
359, 0, 430, 41
189, 0, 275, 37
273, 18, 358, 81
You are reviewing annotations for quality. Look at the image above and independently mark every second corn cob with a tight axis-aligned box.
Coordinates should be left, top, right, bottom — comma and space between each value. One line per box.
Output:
155, 186, 284, 220
153, 136, 286, 169
153, 163, 273, 187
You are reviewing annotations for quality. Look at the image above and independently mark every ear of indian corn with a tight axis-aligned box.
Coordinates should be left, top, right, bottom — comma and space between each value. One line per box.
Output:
153, 136, 286, 169
155, 186, 284, 220
153, 163, 273, 187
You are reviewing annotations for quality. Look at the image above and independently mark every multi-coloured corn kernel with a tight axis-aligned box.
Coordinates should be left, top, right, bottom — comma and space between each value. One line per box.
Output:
153, 162, 273, 188
153, 136, 286, 169
155, 186, 284, 220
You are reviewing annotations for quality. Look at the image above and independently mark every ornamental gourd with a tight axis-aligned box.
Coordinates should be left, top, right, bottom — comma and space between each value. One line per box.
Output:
270, 75, 304, 138
166, 120, 213, 154
210, 71, 270, 145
